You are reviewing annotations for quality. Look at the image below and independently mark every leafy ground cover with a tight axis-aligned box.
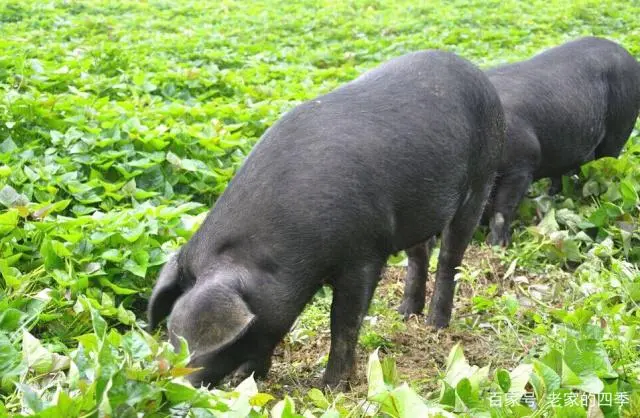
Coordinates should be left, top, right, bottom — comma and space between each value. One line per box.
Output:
1, 0, 639, 416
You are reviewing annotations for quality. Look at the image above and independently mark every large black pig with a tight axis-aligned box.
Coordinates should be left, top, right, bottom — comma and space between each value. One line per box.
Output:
147, 50, 505, 388
484, 37, 640, 246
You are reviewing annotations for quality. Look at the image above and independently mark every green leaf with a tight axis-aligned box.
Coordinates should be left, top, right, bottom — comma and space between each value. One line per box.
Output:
0, 185, 20, 207
0, 332, 24, 390
0, 308, 23, 332
16, 383, 46, 413
381, 355, 399, 386
0, 137, 17, 153
80, 298, 107, 340
533, 360, 561, 396
496, 368, 511, 393
619, 179, 638, 206
22, 330, 53, 374
318, 409, 342, 418
509, 364, 533, 398
251, 392, 275, 407
537, 208, 559, 235
541, 349, 563, 376
234, 373, 259, 397
164, 382, 202, 404
101, 249, 122, 262
0, 210, 19, 235
438, 381, 456, 407
98, 277, 137, 295
307, 388, 330, 409
455, 377, 478, 410
120, 222, 145, 242
271, 396, 300, 418
389, 383, 455, 418
40, 238, 64, 271
443, 343, 469, 387
367, 348, 391, 405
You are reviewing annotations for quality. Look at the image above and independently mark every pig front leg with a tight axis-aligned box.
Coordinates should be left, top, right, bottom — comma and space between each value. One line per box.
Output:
549, 163, 587, 196
548, 176, 563, 196
397, 237, 436, 318
228, 351, 274, 385
488, 171, 533, 247
323, 261, 385, 389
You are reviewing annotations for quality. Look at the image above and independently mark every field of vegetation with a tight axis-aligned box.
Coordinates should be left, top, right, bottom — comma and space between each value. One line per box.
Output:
1, 0, 639, 416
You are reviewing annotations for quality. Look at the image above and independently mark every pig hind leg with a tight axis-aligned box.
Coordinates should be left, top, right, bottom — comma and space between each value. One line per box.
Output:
595, 111, 639, 159
397, 237, 436, 318
426, 181, 493, 328
488, 171, 533, 247
323, 260, 385, 388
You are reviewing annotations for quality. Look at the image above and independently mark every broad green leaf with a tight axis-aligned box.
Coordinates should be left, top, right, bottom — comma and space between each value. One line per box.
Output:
533, 360, 561, 395
495, 369, 511, 393
0, 332, 24, 390
367, 349, 387, 400
455, 378, 478, 411
16, 383, 45, 413
443, 343, 470, 387
0, 210, 19, 235
0, 185, 21, 208
271, 396, 300, 418
307, 388, 330, 409
98, 277, 138, 295
381, 355, 399, 386
235, 373, 259, 397
539, 349, 562, 380
251, 392, 275, 407
0, 308, 23, 331
22, 331, 53, 374
389, 384, 456, 418
509, 364, 533, 398
537, 208, 559, 235
83, 299, 107, 340
619, 179, 638, 206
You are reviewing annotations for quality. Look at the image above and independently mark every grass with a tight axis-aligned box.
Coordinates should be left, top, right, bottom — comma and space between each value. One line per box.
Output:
1, 0, 639, 416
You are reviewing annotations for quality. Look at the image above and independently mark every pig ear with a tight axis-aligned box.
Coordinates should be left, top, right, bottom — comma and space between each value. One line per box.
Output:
168, 283, 256, 357
147, 253, 183, 331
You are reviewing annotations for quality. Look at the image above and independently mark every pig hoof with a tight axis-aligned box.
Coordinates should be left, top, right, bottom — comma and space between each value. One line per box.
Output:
226, 375, 245, 387
425, 313, 450, 329
488, 236, 508, 247
397, 301, 424, 319
548, 185, 561, 196
325, 381, 348, 392
227, 370, 252, 387
321, 377, 350, 392
487, 231, 510, 248
322, 365, 354, 391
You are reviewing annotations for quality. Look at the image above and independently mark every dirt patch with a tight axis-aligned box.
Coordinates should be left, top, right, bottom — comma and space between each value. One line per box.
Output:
263, 244, 525, 399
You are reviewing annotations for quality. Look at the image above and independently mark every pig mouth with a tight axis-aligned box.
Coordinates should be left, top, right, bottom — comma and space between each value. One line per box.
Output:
223, 367, 252, 387
225, 360, 258, 386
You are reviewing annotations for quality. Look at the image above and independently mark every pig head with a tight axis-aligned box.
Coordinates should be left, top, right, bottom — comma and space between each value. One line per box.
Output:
147, 254, 269, 386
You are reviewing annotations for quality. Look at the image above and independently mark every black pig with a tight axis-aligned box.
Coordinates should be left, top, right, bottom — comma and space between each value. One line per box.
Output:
484, 37, 640, 246
147, 50, 505, 388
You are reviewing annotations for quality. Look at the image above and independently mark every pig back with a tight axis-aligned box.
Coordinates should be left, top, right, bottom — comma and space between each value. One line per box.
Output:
488, 37, 640, 178
191, 50, 504, 274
